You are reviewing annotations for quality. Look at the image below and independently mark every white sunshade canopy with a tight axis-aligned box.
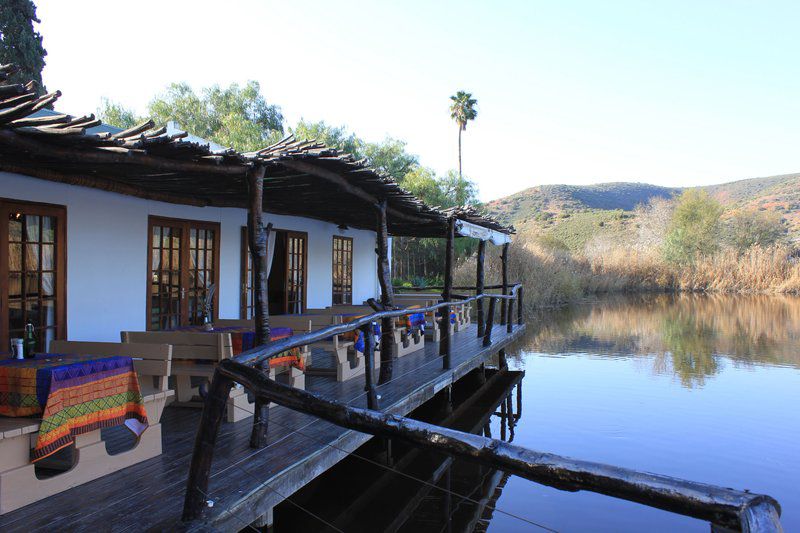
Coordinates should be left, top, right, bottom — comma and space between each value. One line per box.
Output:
455, 219, 512, 245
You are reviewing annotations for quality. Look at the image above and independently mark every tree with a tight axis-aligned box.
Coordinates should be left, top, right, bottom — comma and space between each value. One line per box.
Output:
663, 190, 724, 264
0, 0, 47, 92
724, 209, 785, 251
148, 81, 283, 151
291, 119, 361, 155
449, 91, 477, 180
361, 137, 418, 181
97, 98, 140, 129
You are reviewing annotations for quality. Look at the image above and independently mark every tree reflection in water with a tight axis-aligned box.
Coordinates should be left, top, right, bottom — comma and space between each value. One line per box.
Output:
509, 293, 800, 388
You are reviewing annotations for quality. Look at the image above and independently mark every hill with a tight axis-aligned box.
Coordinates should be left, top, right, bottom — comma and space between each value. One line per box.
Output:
487, 182, 677, 225
485, 173, 800, 251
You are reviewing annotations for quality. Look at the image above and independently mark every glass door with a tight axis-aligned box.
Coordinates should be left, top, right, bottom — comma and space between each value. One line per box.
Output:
147, 217, 219, 330
1, 200, 66, 353
285, 232, 307, 314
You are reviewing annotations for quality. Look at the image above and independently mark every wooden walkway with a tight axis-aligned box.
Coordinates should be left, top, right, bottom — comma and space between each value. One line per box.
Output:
0, 323, 525, 532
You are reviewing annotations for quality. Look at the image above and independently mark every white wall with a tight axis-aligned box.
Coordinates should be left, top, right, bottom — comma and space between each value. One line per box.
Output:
1, 173, 379, 342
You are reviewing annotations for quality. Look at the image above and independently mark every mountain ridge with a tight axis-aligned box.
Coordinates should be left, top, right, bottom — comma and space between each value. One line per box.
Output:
486, 173, 800, 235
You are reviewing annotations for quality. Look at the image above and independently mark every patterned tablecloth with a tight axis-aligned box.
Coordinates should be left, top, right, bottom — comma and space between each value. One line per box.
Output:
177, 325, 303, 369
0, 354, 149, 462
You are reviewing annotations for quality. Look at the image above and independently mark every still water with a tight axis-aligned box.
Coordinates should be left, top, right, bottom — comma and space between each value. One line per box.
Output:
278, 293, 800, 532
489, 293, 800, 532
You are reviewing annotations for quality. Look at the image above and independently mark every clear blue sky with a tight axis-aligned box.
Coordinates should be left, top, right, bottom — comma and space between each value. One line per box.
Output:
37, 0, 800, 201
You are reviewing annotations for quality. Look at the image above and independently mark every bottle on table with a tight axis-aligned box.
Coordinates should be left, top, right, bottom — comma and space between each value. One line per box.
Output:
23, 321, 36, 358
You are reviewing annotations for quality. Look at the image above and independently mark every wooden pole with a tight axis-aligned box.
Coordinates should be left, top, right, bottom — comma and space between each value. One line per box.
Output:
361, 323, 379, 410
441, 217, 455, 369
517, 285, 524, 326
182, 372, 235, 521
246, 165, 273, 449
376, 200, 395, 384
212, 361, 784, 533
476, 239, 486, 337
500, 243, 509, 325
483, 297, 496, 347
507, 297, 514, 334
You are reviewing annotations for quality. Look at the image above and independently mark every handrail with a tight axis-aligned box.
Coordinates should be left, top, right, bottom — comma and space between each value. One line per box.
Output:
233, 284, 522, 369
184, 363, 783, 531
394, 283, 516, 292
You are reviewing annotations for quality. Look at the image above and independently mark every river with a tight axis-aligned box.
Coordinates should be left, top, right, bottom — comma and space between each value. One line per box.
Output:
275, 293, 800, 532
487, 292, 800, 532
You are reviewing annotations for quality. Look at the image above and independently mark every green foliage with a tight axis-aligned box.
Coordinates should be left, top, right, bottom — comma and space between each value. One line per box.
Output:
449, 91, 478, 131
663, 190, 724, 264
291, 120, 361, 155
0, 0, 46, 92
147, 81, 283, 151
724, 209, 785, 251
97, 98, 140, 129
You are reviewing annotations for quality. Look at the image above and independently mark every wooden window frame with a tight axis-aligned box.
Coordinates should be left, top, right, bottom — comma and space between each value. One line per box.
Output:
1, 198, 67, 352
284, 231, 308, 315
146, 216, 220, 330
332, 235, 353, 305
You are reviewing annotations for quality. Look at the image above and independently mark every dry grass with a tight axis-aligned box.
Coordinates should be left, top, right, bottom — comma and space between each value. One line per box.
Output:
455, 237, 800, 311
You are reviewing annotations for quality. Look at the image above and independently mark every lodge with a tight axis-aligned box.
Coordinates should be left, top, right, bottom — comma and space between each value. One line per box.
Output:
0, 64, 783, 532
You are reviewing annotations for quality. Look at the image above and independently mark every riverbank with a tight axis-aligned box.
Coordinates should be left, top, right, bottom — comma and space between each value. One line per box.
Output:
455, 240, 800, 310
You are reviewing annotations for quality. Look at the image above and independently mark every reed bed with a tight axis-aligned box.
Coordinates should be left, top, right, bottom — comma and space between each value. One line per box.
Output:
455, 239, 800, 311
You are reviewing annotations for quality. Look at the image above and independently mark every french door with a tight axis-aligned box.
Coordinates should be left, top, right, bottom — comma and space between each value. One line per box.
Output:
285, 232, 307, 314
147, 216, 220, 330
0, 199, 67, 353
240, 228, 307, 317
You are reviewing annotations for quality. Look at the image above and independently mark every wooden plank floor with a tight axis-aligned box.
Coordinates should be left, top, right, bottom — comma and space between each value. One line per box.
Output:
0, 323, 525, 532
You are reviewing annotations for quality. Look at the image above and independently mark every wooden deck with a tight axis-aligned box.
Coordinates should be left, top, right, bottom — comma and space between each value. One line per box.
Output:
0, 323, 525, 532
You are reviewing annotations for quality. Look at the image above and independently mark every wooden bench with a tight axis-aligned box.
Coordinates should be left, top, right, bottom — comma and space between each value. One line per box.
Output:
0, 341, 173, 515
310, 305, 425, 360
121, 330, 254, 423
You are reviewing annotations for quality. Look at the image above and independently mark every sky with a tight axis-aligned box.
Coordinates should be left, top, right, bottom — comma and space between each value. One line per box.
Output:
35, 0, 800, 202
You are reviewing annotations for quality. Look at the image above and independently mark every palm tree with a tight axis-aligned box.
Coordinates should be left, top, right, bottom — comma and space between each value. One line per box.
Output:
449, 91, 478, 179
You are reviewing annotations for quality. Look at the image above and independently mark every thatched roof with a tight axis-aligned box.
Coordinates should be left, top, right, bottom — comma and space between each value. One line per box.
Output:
0, 64, 513, 238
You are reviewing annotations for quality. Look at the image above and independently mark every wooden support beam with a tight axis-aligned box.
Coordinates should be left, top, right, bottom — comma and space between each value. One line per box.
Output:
182, 372, 235, 522
361, 324, 379, 410
247, 165, 272, 449
476, 239, 486, 337
517, 286, 524, 326
441, 217, 455, 369
376, 200, 395, 384
0, 164, 209, 206
483, 297, 496, 347
0, 129, 249, 175
507, 297, 514, 334
500, 243, 509, 325
210, 361, 784, 533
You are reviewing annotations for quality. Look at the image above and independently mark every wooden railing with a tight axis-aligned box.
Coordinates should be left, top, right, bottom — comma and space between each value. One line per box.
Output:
180, 286, 783, 532
182, 289, 524, 522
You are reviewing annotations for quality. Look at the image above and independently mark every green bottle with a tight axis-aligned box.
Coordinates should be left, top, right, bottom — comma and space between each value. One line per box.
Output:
24, 322, 36, 358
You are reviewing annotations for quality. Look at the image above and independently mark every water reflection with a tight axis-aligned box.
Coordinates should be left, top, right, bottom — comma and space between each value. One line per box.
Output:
512, 293, 800, 387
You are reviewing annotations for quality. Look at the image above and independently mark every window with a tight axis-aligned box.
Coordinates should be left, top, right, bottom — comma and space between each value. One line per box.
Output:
147, 216, 220, 330
332, 236, 353, 305
1, 200, 66, 352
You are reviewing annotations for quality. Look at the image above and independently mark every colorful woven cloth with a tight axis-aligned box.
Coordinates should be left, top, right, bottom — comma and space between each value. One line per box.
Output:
340, 315, 381, 353
401, 306, 426, 333
177, 325, 303, 369
0, 354, 149, 462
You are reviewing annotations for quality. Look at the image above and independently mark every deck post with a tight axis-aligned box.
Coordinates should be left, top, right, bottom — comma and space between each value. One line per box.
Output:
476, 239, 486, 337
499, 348, 507, 370
483, 297, 496, 347
375, 200, 396, 384
507, 296, 514, 334
247, 165, 273, 449
441, 217, 455, 369
517, 285, 524, 325
500, 243, 509, 325
182, 371, 235, 521
361, 323, 379, 410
